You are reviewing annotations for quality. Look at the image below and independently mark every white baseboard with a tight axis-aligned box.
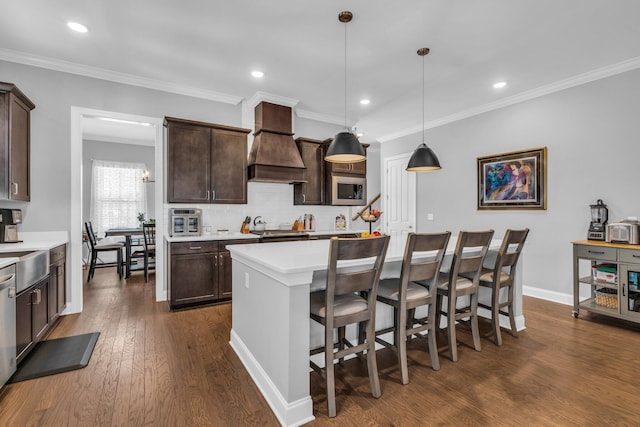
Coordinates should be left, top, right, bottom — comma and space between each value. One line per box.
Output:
229, 329, 315, 427
523, 286, 573, 306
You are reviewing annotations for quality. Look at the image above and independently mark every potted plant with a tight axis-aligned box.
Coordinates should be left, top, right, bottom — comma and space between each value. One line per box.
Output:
137, 212, 146, 227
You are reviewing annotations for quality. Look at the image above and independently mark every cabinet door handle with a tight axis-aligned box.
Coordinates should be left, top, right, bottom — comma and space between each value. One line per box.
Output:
33, 289, 42, 304
211, 190, 215, 201
11, 182, 18, 195
633, 254, 640, 258
189, 246, 202, 250
302, 194, 306, 203
214, 254, 218, 267
206, 190, 210, 200
587, 250, 605, 255
623, 283, 627, 297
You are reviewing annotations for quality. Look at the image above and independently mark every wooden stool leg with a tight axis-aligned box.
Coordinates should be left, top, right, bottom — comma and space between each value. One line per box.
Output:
326, 326, 336, 418
427, 304, 440, 371
447, 293, 458, 362
366, 319, 381, 398
470, 293, 482, 352
507, 284, 518, 338
492, 285, 503, 346
397, 306, 409, 385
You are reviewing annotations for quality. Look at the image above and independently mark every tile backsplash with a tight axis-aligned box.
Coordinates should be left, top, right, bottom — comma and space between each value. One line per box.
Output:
165, 182, 376, 234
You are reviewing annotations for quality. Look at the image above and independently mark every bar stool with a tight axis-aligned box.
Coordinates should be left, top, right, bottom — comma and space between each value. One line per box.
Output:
375, 231, 451, 384
435, 230, 494, 362
474, 228, 529, 345
309, 235, 390, 418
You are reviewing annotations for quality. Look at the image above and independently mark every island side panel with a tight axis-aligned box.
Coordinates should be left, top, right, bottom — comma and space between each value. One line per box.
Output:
230, 258, 314, 424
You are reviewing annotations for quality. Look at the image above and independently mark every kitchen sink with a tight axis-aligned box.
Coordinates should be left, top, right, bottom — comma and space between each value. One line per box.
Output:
0, 251, 49, 293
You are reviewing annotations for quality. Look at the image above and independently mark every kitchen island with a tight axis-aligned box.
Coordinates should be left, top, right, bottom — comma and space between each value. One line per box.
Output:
228, 236, 520, 426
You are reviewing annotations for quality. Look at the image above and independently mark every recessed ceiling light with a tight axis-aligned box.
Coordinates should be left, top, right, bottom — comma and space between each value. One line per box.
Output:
251, 70, 264, 78
360, 99, 370, 105
493, 81, 507, 89
67, 22, 88, 33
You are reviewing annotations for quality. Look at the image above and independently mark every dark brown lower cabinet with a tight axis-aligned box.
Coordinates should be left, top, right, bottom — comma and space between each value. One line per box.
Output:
16, 276, 49, 364
169, 239, 259, 310
48, 244, 67, 324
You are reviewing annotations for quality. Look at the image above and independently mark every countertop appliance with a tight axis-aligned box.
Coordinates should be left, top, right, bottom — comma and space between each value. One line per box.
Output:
331, 175, 366, 206
0, 208, 22, 243
606, 221, 640, 244
587, 199, 608, 241
0, 264, 16, 390
170, 208, 202, 237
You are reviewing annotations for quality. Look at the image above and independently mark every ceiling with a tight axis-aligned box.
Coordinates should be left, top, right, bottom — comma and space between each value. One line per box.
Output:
2, 0, 640, 144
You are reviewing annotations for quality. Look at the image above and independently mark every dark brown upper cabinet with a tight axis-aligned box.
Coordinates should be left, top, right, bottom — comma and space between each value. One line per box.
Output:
293, 137, 325, 205
323, 138, 368, 176
0, 82, 35, 201
166, 117, 250, 204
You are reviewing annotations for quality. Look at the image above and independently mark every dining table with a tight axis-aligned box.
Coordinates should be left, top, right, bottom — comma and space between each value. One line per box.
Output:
104, 227, 143, 278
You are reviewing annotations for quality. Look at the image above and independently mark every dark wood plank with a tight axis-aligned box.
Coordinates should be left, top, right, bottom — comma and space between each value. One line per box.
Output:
2, 268, 640, 426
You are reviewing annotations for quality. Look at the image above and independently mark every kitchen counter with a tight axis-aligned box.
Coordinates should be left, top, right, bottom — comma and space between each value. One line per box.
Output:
228, 236, 516, 426
164, 229, 360, 243
0, 231, 69, 253
0, 257, 18, 268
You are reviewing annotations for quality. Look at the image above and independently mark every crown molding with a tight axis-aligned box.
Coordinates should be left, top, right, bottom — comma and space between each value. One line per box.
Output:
244, 91, 299, 110
0, 48, 243, 105
377, 55, 640, 143
295, 108, 345, 126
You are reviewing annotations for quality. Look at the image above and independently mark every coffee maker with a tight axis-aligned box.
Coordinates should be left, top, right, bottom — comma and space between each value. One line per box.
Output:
0, 208, 22, 243
587, 199, 608, 241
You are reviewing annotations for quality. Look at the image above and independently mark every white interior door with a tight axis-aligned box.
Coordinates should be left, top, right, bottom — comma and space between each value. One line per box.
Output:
383, 153, 416, 253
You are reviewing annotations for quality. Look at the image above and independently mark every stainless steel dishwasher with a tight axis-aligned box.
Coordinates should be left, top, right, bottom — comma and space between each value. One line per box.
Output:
0, 264, 17, 389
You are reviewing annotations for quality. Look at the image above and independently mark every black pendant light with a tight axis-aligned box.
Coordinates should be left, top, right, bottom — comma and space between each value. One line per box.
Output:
406, 48, 441, 172
325, 11, 366, 164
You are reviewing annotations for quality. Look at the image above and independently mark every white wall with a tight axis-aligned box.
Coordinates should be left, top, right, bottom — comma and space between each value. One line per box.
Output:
381, 68, 640, 303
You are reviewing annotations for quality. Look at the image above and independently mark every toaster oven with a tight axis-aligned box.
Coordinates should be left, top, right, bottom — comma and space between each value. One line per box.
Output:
169, 208, 202, 237
606, 222, 640, 244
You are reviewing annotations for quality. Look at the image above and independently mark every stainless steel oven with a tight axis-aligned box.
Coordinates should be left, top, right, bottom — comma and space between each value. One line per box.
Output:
331, 175, 366, 206
170, 208, 202, 237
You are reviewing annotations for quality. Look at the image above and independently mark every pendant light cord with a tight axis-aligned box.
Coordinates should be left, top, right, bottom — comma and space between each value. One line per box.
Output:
422, 52, 425, 144
344, 19, 348, 130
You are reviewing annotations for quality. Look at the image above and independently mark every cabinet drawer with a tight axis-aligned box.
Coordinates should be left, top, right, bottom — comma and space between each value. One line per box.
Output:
171, 241, 219, 255
575, 245, 617, 262
50, 244, 66, 264
619, 248, 640, 264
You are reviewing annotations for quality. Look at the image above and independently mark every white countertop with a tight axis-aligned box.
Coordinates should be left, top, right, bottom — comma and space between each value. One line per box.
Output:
0, 257, 18, 269
0, 231, 69, 253
164, 229, 359, 243
228, 235, 503, 277
165, 232, 261, 243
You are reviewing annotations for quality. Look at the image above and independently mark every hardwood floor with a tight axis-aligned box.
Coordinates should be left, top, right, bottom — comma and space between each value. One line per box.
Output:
1, 268, 639, 426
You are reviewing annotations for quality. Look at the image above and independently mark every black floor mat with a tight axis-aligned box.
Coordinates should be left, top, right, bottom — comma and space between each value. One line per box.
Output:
10, 332, 100, 383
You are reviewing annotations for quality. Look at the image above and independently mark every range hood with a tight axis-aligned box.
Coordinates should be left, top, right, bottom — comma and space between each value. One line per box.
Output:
248, 102, 306, 183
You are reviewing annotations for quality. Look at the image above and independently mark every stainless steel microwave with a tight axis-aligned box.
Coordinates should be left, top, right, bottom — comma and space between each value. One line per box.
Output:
331, 175, 366, 206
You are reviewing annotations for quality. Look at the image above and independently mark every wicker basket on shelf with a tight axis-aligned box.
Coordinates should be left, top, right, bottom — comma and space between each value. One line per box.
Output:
595, 287, 618, 309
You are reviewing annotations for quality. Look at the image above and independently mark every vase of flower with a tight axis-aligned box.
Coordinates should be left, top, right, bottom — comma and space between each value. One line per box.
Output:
137, 212, 146, 228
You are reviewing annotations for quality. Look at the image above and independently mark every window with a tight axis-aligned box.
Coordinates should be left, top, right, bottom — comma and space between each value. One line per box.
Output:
90, 160, 147, 237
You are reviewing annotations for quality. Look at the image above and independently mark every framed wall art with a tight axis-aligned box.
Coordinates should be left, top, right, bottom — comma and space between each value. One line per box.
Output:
477, 146, 547, 210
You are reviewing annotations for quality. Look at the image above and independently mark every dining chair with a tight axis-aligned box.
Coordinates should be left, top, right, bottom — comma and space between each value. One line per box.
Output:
85, 221, 123, 281
435, 229, 494, 362
375, 231, 451, 384
473, 228, 529, 345
309, 235, 390, 418
142, 223, 156, 283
